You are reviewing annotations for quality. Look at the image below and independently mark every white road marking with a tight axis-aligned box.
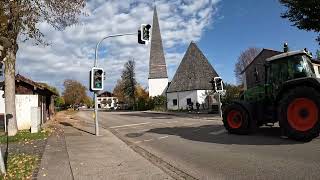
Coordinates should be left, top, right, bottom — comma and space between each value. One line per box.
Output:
165, 121, 179, 124
134, 141, 142, 144
158, 136, 169, 140
144, 139, 153, 142
209, 129, 227, 135
110, 122, 150, 129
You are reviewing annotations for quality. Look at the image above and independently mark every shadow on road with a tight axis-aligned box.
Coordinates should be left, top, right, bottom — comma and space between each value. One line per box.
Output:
146, 125, 305, 145
60, 122, 95, 136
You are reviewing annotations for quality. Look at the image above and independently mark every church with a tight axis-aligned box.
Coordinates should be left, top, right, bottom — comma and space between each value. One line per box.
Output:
148, 6, 219, 110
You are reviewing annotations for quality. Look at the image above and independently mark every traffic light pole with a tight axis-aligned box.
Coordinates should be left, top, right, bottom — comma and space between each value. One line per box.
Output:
93, 32, 137, 136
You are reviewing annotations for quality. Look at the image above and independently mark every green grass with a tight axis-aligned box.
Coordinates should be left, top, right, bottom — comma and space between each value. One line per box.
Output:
0, 153, 38, 180
0, 130, 50, 144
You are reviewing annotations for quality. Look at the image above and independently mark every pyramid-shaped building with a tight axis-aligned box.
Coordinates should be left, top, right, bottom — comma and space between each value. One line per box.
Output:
166, 42, 219, 110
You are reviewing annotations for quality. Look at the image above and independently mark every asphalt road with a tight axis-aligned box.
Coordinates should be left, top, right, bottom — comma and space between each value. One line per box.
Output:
75, 111, 320, 180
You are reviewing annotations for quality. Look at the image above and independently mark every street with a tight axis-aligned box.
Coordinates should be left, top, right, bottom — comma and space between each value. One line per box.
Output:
75, 111, 320, 180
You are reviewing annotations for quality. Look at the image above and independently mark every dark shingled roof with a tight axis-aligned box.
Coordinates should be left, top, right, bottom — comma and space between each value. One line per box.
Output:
167, 42, 219, 93
149, 6, 168, 79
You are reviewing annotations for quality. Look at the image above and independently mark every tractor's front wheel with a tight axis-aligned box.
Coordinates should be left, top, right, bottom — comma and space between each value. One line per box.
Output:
278, 86, 320, 141
223, 104, 251, 134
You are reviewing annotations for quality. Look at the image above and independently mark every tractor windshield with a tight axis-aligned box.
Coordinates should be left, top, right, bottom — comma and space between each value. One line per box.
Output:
288, 55, 314, 78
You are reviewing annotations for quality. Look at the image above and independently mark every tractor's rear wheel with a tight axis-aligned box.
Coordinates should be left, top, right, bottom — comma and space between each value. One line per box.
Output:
278, 86, 320, 141
223, 104, 251, 134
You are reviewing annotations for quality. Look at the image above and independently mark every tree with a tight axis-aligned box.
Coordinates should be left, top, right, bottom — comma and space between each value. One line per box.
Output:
0, 1, 86, 136
121, 59, 137, 110
279, 0, 320, 44
113, 79, 126, 103
135, 85, 150, 110
55, 96, 65, 107
83, 96, 93, 108
62, 80, 87, 108
221, 83, 243, 107
234, 48, 261, 85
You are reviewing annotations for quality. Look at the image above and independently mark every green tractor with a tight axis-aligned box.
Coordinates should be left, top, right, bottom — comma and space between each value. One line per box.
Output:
223, 48, 320, 141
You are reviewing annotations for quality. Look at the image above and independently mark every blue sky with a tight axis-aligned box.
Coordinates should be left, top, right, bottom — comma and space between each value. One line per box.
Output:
16, 0, 319, 94
197, 0, 318, 84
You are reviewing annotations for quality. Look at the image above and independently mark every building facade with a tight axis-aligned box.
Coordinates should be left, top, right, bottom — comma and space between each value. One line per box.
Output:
0, 74, 57, 130
241, 49, 281, 90
97, 91, 118, 109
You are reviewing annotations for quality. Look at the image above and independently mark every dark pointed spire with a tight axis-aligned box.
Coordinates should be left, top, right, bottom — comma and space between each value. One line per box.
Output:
149, 6, 168, 79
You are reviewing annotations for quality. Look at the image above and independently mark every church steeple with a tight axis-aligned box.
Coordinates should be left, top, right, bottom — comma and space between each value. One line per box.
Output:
149, 6, 168, 79
148, 6, 169, 97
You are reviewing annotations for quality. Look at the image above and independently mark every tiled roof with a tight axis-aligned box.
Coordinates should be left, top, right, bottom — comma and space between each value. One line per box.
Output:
167, 42, 219, 93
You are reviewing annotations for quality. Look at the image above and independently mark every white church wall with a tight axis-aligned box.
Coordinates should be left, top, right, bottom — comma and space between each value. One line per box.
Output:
167, 90, 198, 110
149, 78, 168, 97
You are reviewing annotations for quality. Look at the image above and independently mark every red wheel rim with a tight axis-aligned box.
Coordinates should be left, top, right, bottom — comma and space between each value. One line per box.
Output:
227, 110, 243, 129
287, 98, 318, 132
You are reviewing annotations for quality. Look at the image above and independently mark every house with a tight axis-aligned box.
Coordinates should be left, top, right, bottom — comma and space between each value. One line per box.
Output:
97, 91, 118, 109
241, 49, 282, 90
0, 74, 58, 130
166, 42, 219, 110
311, 59, 320, 78
148, 6, 220, 111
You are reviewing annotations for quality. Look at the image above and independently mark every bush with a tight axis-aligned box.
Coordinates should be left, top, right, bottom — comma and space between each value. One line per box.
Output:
149, 95, 167, 111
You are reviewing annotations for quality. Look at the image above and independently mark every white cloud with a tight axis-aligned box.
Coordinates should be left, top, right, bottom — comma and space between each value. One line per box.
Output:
16, 0, 220, 93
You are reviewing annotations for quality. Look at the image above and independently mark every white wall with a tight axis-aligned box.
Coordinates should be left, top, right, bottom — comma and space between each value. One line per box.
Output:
167, 90, 198, 110
15, 95, 39, 130
0, 91, 4, 114
148, 78, 168, 97
97, 97, 118, 109
313, 64, 320, 78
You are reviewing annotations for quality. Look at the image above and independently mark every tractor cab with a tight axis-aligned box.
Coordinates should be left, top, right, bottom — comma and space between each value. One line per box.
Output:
266, 50, 316, 85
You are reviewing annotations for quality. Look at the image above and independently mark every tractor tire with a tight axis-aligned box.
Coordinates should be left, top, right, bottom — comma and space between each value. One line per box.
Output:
278, 86, 320, 142
223, 103, 251, 135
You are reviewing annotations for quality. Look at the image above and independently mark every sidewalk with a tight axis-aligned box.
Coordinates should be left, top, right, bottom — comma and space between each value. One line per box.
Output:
37, 114, 172, 180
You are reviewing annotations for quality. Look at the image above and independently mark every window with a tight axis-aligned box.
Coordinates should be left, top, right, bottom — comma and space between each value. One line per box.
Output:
187, 98, 192, 105
254, 67, 259, 83
173, 99, 177, 106
318, 66, 320, 74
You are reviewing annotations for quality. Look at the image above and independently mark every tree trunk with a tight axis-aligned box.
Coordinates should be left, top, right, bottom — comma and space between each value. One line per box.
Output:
4, 48, 17, 136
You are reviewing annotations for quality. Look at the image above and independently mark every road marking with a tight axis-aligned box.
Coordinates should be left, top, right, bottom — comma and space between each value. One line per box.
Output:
165, 121, 179, 124
158, 136, 169, 140
110, 122, 150, 129
144, 139, 153, 142
209, 129, 226, 135
134, 141, 142, 144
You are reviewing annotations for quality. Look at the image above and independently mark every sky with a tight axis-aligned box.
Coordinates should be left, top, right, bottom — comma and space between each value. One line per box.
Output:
15, 0, 319, 95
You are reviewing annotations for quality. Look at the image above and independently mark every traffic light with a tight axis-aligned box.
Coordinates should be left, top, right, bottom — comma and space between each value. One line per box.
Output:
90, 67, 104, 91
138, 30, 145, 44
139, 24, 151, 44
214, 77, 224, 92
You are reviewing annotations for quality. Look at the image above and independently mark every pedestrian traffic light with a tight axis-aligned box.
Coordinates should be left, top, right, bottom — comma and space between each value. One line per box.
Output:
139, 24, 151, 44
90, 67, 104, 91
214, 77, 224, 92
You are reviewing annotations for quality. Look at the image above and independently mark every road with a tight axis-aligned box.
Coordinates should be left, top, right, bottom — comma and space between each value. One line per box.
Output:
75, 111, 320, 180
